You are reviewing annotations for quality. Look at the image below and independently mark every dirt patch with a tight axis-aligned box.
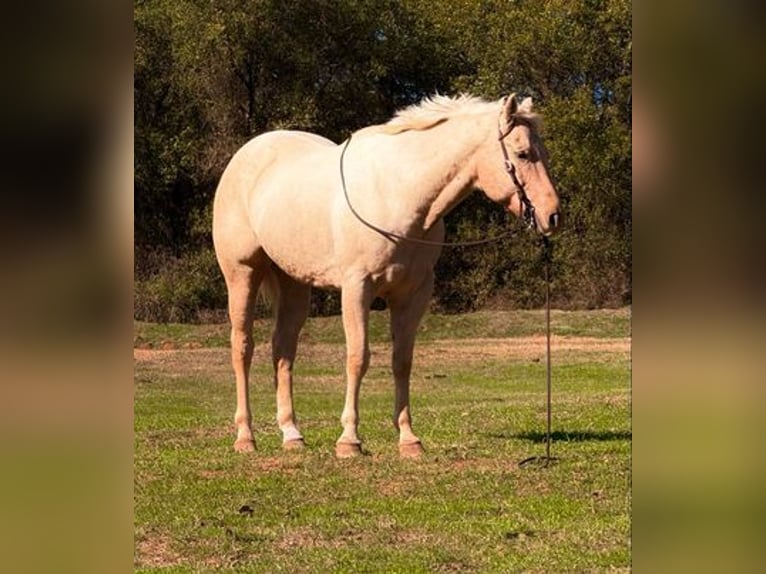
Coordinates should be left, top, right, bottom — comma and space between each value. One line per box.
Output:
134, 347, 228, 364
134, 336, 629, 368
417, 336, 629, 364
298, 336, 629, 368
133, 348, 161, 361
274, 526, 337, 550
135, 531, 184, 568
376, 477, 408, 497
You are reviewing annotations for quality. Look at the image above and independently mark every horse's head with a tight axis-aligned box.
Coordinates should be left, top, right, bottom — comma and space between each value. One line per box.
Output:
476, 94, 561, 236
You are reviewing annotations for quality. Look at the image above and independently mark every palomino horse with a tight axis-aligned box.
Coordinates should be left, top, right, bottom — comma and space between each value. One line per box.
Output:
212, 93, 560, 458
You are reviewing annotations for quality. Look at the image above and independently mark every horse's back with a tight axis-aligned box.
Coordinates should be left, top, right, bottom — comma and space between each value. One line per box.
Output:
215, 130, 335, 210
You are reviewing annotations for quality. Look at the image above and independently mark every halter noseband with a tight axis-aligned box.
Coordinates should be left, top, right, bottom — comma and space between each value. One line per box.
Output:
498, 119, 537, 231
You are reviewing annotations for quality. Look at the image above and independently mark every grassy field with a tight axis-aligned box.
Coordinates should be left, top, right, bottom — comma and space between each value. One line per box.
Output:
134, 308, 631, 572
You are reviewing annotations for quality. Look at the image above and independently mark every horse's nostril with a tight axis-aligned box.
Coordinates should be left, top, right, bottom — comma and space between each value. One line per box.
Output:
549, 212, 560, 229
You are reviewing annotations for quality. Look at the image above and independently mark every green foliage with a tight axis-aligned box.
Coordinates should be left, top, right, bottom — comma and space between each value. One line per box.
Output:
134, 0, 631, 320
135, 247, 228, 323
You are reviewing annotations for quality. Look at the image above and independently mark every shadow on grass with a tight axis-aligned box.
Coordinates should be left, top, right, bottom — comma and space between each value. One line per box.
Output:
494, 430, 632, 443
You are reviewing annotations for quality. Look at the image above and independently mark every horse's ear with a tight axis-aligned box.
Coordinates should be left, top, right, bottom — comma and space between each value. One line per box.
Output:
501, 93, 518, 129
518, 97, 533, 114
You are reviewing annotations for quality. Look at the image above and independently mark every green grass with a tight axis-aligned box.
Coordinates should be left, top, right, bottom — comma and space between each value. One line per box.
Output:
134, 307, 630, 348
134, 309, 631, 572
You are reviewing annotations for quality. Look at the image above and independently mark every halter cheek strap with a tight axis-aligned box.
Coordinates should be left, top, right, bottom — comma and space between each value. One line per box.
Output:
498, 123, 537, 230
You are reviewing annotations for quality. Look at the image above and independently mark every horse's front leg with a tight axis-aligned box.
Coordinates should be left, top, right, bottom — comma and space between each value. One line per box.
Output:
389, 273, 434, 458
336, 277, 374, 458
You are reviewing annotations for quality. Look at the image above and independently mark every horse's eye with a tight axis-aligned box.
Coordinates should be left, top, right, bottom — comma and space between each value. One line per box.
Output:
517, 151, 529, 161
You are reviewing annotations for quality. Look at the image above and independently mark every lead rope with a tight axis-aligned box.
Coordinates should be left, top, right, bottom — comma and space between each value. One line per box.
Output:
519, 236, 559, 468
340, 131, 557, 465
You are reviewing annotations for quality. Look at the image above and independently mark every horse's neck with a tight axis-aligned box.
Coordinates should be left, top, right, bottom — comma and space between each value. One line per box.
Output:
422, 159, 477, 231
379, 117, 488, 232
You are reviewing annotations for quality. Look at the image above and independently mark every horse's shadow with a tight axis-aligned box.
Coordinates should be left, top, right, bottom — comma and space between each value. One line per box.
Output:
493, 430, 632, 443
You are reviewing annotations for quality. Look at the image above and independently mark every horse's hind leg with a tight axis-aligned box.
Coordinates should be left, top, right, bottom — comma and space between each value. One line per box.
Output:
388, 272, 434, 458
270, 269, 311, 449
222, 257, 268, 452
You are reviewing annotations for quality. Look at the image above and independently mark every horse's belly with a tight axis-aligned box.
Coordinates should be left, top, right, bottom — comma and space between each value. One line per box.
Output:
271, 251, 340, 288
253, 213, 341, 288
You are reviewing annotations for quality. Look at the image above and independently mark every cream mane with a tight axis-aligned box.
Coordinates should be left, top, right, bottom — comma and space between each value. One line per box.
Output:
373, 93, 540, 135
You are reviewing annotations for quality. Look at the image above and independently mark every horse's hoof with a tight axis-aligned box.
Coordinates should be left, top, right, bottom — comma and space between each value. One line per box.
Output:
283, 438, 305, 451
399, 441, 424, 459
335, 442, 362, 458
233, 439, 256, 453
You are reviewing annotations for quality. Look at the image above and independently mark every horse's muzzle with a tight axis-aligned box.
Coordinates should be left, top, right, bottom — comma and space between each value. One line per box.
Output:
538, 211, 561, 236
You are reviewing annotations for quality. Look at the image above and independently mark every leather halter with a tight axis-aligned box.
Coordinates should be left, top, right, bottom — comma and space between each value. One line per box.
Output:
498, 119, 538, 231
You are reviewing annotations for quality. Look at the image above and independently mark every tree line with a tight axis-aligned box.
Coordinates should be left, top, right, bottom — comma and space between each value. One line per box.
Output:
135, 0, 631, 322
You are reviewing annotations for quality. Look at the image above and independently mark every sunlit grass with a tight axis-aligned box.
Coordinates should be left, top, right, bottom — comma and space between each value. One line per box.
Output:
134, 309, 631, 572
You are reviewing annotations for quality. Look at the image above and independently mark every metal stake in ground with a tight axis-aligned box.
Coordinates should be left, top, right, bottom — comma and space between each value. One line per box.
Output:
519, 237, 559, 468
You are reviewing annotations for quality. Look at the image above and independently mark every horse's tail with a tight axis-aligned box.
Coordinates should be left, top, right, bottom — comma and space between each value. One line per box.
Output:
258, 264, 280, 311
